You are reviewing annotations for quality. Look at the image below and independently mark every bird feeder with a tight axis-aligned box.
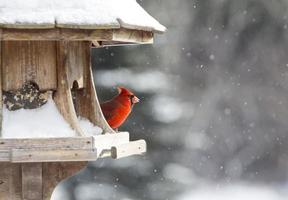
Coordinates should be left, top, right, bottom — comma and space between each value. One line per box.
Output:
0, 0, 166, 199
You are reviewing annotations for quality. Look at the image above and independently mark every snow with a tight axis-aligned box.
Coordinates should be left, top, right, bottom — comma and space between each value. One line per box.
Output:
177, 184, 285, 200
0, 0, 166, 32
2, 97, 77, 138
2, 98, 103, 138
78, 117, 103, 136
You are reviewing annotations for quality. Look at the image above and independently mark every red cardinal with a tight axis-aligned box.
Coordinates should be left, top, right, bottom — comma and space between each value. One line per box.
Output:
100, 87, 140, 129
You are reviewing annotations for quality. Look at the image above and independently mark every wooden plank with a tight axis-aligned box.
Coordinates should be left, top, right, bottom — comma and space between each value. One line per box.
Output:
112, 29, 153, 44
22, 163, 42, 200
0, 23, 119, 30
54, 41, 86, 136
0, 150, 9, 162
0, 137, 93, 150
1, 28, 113, 41
111, 140, 146, 159
2, 41, 57, 91
56, 23, 120, 30
94, 132, 129, 158
0, 28, 154, 44
43, 162, 86, 200
73, 42, 115, 134
0, 163, 22, 200
0, 23, 55, 29
11, 148, 97, 163
93, 132, 129, 148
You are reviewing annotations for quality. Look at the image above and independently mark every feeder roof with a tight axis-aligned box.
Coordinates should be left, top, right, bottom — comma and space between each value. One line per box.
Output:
0, 0, 166, 33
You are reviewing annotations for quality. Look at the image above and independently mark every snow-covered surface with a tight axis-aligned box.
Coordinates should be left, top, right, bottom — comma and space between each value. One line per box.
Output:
2, 98, 103, 138
78, 117, 103, 136
177, 184, 285, 200
0, 0, 166, 32
2, 98, 77, 138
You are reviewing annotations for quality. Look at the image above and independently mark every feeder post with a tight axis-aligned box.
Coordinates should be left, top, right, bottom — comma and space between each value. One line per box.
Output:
0, 162, 87, 200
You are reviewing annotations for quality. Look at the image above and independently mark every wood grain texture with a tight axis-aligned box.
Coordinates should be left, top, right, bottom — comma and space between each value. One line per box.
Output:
0, 28, 154, 44
73, 41, 115, 134
112, 29, 153, 44
0, 162, 86, 200
43, 162, 86, 200
66, 41, 89, 89
53, 41, 86, 136
2, 41, 57, 91
12, 148, 97, 163
0, 137, 93, 150
1, 28, 113, 41
0, 163, 22, 200
111, 139, 147, 159
0, 23, 55, 29
22, 163, 42, 200
0, 150, 9, 162
56, 23, 120, 30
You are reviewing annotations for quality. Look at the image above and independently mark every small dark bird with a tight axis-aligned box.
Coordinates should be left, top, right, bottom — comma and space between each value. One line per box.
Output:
3, 81, 50, 111
100, 87, 140, 129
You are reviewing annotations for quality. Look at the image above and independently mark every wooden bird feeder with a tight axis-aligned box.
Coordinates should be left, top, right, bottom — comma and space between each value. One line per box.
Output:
0, 0, 166, 199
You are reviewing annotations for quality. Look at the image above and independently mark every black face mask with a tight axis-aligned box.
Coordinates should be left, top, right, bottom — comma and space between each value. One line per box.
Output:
129, 95, 135, 106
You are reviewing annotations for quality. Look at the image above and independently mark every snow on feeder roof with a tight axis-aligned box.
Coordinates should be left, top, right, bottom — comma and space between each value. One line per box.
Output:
0, 0, 166, 33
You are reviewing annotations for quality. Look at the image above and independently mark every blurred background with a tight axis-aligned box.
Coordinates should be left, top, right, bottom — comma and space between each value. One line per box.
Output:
53, 0, 288, 199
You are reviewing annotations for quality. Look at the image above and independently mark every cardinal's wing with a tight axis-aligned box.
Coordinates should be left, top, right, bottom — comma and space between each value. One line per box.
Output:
100, 101, 118, 121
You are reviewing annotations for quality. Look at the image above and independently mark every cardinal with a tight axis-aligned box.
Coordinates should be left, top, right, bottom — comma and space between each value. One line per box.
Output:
100, 87, 140, 129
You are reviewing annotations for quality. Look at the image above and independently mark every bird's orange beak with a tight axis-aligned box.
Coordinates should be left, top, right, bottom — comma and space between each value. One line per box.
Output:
132, 95, 140, 104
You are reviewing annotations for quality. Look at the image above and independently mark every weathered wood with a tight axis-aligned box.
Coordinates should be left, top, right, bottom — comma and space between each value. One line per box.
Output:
54, 41, 86, 136
56, 23, 120, 30
2, 41, 57, 91
0, 133, 146, 162
66, 41, 89, 89
1, 28, 113, 41
43, 162, 86, 200
111, 140, 146, 159
1, 162, 86, 200
112, 29, 153, 44
0, 163, 22, 200
0, 28, 155, 44
0, 23, 55, 29
73, 42, 115, 134
12, 148, 97, 163
0, 150, 9, 162
0, 23, 119, 30
22, 163, 42, 200
0, 137, 93, 150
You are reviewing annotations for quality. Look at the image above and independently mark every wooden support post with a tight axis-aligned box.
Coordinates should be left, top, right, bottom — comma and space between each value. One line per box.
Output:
0, 162, 86, 200
42, 162, 86, 200
22, 163, 42, 200
53, 41, 86, 136
0, 163, 22, 200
